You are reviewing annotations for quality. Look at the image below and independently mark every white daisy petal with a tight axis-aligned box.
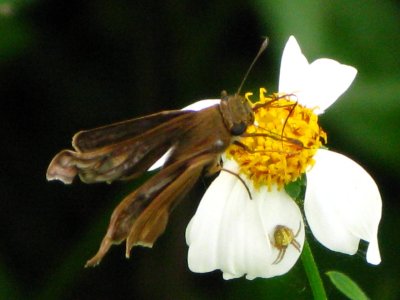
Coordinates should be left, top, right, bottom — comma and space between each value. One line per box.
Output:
296, 59, 357, 113
278, 36, 309, 97
148, 148, 173, 171
305, 149, 382, 264
255, 187, 305, 278
278, 36, 357, 114
186, 160, 249, 275
182, 99, 220, 111
186, 160, 304, 279
148, 99, 220, 171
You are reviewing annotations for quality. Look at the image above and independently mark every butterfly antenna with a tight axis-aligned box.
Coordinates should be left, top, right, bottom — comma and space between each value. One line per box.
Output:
237, 37, 269, 95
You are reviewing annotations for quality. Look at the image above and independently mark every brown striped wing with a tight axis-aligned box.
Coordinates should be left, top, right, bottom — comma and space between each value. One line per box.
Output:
46, 110, 197, 184
85, 153, 217, 267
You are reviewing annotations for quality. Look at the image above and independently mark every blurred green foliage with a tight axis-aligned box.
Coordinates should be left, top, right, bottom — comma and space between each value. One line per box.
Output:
326, 271, 369, 300
0, 0, 399, 299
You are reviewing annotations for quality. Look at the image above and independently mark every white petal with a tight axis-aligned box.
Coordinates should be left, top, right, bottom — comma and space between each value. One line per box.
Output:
182, 99, 220, 111
148, 148, 173, 171
278, 36, 357, 114
295, 59, 357, 113
305, 149, 382, 264
278, 36, 309, 98
186, 159, 304, 279
148, 99, 220, 171
255, 187, 305, 277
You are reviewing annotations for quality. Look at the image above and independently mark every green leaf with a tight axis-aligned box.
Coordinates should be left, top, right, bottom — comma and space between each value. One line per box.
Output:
326, 271, 369, 300
285, 174, 307, 202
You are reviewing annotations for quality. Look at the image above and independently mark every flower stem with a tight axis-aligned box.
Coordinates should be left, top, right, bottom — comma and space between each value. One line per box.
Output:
301, 240, 327, 300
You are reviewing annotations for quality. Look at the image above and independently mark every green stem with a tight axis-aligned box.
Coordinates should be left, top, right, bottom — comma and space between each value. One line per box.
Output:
301, 240, 327, 300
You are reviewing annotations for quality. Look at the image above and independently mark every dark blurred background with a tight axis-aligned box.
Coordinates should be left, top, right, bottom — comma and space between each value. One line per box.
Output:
1, 0, 399, 299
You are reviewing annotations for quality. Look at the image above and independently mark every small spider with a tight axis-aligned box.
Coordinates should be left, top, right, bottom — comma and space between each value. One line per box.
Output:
272, 222, 302, 264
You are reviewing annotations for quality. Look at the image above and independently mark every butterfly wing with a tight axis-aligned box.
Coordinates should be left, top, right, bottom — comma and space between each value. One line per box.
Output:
72, 110, 189, 152
85, 106, 233, 266
85, 153, 216, 267
46, 110, 197, 184
47, 104, 231, 266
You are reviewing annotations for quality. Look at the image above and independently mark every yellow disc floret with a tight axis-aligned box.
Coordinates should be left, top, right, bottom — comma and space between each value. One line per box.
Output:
227, 88, 327, 189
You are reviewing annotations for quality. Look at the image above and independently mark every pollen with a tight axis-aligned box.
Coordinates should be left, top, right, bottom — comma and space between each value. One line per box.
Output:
227, 88, 326, 189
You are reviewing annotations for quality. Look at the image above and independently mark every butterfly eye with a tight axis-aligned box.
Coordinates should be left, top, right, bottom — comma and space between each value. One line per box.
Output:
230, 122, 247, 135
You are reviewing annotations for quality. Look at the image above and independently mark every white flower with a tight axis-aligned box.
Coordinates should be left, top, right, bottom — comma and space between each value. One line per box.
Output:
185, 36, 382, 279
186, 158, 305, 280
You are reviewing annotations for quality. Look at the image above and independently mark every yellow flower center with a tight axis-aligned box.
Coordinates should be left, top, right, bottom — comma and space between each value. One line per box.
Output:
227, 88, 327, 189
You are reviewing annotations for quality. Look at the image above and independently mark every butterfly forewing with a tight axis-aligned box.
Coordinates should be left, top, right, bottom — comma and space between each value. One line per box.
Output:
73, 110, 191, 152
46, 110, 198, 184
